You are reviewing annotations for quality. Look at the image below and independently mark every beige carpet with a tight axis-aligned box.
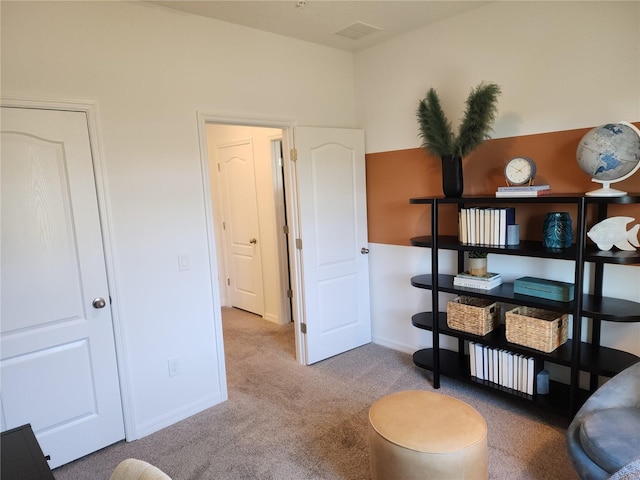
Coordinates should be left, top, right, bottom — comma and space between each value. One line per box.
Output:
52, 307, 578, 479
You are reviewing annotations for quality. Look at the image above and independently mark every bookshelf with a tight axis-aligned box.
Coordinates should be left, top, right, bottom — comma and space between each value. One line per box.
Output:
409, 194, 640, 416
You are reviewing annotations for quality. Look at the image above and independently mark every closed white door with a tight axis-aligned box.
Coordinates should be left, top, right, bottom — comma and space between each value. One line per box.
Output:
217, 140, 264, 316
294, 127, 371, 364
0, 107, 124, 468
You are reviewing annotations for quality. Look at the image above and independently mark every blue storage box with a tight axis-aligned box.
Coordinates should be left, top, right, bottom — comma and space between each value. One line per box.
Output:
514, 276, 575, 302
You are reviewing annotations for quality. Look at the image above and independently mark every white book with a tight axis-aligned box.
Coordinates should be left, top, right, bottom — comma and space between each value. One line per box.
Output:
493, 209, 500, 247
527, 357, 535, 395
498, 184, 550, 192
469, 208, 476, 244
492, 348, 499, 385
469, 342, 476, 378
484, 209, 491, 245
460, 209, 468, 244
475, 343, 485, 380
483, 345, 489, 380
453, 277, 503, 290
500, 350, 507, 387
520, 355, 528, 394
495, 189, 551, 198
507, 353, 514, 389
499, 208, 507, 246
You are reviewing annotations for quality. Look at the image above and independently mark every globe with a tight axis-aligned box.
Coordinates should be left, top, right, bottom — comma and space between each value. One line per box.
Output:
576, 121, 640, 196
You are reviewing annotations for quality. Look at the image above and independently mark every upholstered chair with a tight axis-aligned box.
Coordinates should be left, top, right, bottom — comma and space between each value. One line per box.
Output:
566, 362, 640, 479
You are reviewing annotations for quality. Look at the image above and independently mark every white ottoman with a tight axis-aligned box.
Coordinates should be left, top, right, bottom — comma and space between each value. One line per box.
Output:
368, 390, 488, 479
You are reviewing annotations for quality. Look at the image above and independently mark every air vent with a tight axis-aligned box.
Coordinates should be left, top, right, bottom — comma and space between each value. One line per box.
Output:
334, 21, 382, 40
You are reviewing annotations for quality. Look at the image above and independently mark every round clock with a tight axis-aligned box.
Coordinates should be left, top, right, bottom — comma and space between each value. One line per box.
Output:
504, 156, 537, 186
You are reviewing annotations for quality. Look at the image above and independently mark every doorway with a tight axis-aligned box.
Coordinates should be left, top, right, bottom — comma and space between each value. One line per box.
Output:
205, 123, 293, 339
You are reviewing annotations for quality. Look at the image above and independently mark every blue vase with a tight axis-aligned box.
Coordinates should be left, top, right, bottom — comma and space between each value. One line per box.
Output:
543, 212, 573, 249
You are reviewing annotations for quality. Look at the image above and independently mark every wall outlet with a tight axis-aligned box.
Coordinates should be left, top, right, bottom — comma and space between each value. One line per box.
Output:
167, 357, 180, 377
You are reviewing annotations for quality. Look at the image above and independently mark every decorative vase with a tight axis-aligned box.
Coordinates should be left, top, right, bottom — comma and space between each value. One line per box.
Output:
441, 155, 464, 198
468, 257, 487, 276
543, 212, 573, 249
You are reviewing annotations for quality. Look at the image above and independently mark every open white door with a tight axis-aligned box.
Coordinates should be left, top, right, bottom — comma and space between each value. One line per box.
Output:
1, 107, 124, 468
294, 127, 371, 364
216, 139, 265, 316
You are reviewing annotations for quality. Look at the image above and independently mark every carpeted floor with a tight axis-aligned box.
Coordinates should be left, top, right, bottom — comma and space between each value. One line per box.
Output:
52, 307, 578, 479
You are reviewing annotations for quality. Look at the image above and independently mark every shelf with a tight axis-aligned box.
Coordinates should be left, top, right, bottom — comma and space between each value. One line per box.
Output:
410, 236, 640, 265
410, 274, 640, 321
412, 312, 640, 375
412, 348, 588, 416
409, 193, 640, 205
410, 236, 578, 260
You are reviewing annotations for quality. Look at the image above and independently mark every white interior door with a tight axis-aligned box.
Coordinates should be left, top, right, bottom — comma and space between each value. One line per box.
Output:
294, 127, 371, 364
0, 107, 124, 468
217, 139, 265, 316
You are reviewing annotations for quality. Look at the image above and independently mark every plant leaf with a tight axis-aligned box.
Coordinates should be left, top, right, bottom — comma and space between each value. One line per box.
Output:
417, 88, 454, 157
455, 82, 501, 158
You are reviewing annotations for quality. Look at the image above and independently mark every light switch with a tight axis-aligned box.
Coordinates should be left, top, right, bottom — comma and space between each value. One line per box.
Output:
178, 252, 191, 271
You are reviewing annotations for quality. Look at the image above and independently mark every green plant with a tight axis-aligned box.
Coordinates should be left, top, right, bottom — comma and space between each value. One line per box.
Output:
468, 251, 488, 259
417, 82, 501, 159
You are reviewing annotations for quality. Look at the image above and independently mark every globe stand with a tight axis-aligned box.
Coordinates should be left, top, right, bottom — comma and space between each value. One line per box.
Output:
586, 180, 628, 197
582, 121, 640, 197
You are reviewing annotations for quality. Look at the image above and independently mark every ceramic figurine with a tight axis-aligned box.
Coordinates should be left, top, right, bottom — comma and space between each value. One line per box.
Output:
587, 216, 640, 251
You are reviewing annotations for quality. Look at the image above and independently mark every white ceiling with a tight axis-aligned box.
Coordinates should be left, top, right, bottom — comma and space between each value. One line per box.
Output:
147, 1, 490, 52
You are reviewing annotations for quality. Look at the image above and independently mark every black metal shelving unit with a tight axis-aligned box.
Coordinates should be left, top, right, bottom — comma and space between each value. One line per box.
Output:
409, 194, 640, 416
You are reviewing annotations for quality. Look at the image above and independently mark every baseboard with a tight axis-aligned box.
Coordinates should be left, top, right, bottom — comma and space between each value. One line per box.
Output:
371, 336, 416, 355
131, 393, 225, 440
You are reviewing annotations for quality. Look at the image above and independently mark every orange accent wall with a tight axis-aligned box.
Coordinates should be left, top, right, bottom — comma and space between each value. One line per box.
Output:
366, 124, 640, 246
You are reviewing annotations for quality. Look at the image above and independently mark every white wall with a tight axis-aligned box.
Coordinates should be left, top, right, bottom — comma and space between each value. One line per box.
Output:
206, 124, 287, 325
1, 1, 356, 440
356, 1, 640, 154
355, 2, 640, 360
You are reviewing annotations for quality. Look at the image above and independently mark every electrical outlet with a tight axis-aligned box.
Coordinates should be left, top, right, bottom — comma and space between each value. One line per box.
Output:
168, 357, 180, 377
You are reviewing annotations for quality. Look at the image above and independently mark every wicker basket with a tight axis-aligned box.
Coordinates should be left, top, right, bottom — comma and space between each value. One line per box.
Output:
505, 306, 568, 352
447, 296, 500, 336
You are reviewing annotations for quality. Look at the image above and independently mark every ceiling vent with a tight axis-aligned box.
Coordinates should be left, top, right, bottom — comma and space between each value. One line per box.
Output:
334, 21, 382, 40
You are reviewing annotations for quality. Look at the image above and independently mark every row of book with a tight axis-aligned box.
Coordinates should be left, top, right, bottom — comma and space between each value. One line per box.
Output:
459, 207, 515, 246
495, 184, 551, 197
469, 342, 536, 395
453, 271, 503, 290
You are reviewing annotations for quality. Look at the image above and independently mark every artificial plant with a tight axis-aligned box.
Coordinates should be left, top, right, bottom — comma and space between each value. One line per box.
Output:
417, 82, 502, 159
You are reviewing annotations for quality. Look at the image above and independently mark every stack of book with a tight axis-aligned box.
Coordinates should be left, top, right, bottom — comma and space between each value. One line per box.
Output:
495, 184, 551, 197
459, 207, 515, 246
469, 342, 536, 395
454, 271, 503, 290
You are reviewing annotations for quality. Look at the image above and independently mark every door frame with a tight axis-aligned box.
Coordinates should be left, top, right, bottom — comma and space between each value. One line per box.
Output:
0, 97, 135, 440
196, 113, 307, 364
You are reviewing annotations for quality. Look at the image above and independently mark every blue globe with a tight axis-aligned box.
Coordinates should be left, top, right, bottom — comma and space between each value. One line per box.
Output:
576, 122, 640, 196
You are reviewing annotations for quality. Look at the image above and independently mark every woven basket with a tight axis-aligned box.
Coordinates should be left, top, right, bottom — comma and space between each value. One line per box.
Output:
505, 306, 568, 352
447, 296, 500, 336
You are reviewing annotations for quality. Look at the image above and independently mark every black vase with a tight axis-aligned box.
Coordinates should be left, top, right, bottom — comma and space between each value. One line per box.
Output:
441, 155, 464, 197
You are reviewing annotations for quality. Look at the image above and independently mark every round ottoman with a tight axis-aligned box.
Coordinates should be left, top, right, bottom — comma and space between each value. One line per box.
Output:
368, 390, 488, 479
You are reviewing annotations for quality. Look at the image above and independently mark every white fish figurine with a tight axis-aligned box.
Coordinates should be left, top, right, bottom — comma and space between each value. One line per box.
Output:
587, 216, 640, 251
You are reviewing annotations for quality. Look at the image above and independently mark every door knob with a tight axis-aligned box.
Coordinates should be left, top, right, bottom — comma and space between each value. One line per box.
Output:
361, 247, 369, 254
92, 297, 106, 309
249, 238, 257, 244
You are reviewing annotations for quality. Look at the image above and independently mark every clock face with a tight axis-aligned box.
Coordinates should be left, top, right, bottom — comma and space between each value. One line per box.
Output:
505, 156, 536, 185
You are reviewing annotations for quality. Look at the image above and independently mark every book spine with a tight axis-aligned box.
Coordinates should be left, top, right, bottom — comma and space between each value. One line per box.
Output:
497, 184, 550, 192
453, 279, 501, 289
